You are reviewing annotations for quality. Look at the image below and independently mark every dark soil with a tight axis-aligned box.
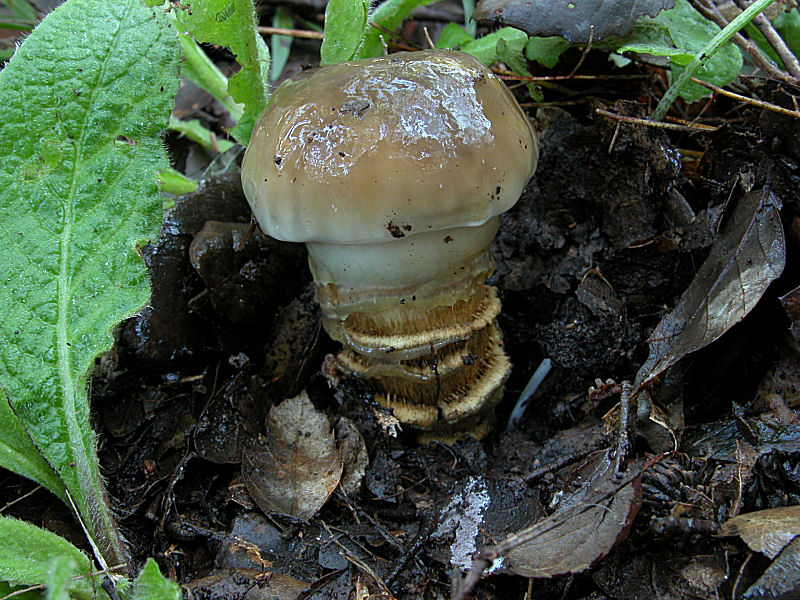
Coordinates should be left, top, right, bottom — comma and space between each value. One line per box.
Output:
3, 15, 800, 600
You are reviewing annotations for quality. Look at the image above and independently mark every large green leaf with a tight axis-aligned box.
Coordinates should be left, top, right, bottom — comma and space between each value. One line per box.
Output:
177, 0, 270, 144
0, 516, 96, 600
0, 0, 180, 570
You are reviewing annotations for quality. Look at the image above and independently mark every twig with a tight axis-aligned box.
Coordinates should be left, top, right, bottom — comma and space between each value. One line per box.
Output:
690, 76, 800, 119
690, 0, 796, 84
319, 520, 396, 598
614, 382, 633, 464
368, 21, 420, 52
422, 26, 435, 50
654, 0, 780, 120
595, 108, 721, 132
256, 26, 324, 40
498, 74, 649, 82
734, 0, 800, 77
567, 25, 593, 78
385, 514, 438, 587
0, 484, 42, 513
522, 442, 606, 483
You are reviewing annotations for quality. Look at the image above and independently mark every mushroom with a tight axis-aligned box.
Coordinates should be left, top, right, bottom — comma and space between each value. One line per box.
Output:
241, 50, 538, 439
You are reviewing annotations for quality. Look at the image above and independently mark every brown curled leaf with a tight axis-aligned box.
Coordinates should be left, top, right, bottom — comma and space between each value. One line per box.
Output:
498, 451, 642, 578
720, 505, 800, 559
636, 190, 785, 389
243, 391, 343, 519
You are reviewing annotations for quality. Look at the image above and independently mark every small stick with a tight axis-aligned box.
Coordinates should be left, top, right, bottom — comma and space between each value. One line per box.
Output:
595, 108, 720, 132
689, 0, 797, 84
567, 25, 593, 78
734, 0, 800, 77
423, 26, 435, 50
690, 76, 800, 119
256, 26, 324, 40
499, 74, 649, 82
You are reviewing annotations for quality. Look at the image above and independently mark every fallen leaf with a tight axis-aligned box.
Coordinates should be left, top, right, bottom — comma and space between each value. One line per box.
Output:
594, 548, 728, 599
504, 452, 641, 577
687, 412, 800, 463
743, 536, 800, 600
243, 391, 343, 519
183, 568, 309, 600
636, 190, 785, 389
472, 0, 675, 43
708, 440, 760, 520
780, 285, 800, 346
432, 476, 544, 572
335, 416, 368, 497
720, 505, 800, 559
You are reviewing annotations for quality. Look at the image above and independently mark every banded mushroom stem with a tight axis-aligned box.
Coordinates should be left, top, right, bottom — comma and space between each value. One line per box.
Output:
308, 218, 511, 439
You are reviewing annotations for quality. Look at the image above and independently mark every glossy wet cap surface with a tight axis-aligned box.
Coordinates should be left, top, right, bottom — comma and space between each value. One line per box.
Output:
241, 50, 538, 243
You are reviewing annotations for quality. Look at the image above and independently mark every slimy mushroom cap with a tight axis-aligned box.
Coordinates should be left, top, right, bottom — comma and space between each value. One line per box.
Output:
241, 50, 538, 244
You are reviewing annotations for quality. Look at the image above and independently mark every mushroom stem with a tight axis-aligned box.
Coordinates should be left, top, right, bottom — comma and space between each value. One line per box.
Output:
308, 218, 511, 438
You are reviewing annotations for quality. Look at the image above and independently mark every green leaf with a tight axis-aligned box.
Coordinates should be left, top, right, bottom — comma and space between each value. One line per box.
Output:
652, 0, 743, 102
167, 115, 235, 155
774, 8, 800, 59
0, 516, 96, 600
524, 36, 570, 68
0, 0, 180, 570
461, 26, 528, 66
177, 32, 244, 121
156, 168, 198, 196
616, 19, 694, 63
461, 0, 477, 36
177, 0, 270, 144
44, 556, 75, 600
357, 0, 441, 59
497, 37, 542, 101
0, 396, 66, 502
132, 559, 181, 600
653, 0, 772, 119
321, 0, 370, 65
435, 22, 474, 49
4, 0, 36, 22
270, 8, 293, 81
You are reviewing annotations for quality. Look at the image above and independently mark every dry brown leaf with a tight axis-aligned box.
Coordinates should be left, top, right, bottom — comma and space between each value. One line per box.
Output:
183, 568, 309, 600
504, 452, 641, 578
743, 536, 800, 599
335, 416, 368, 496
720, 505, 800, 559
242, 391, 343, 519
636, 190, 785, 389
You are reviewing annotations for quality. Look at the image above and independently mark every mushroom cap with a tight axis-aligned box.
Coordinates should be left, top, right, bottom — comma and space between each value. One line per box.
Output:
241, 50, 538, 244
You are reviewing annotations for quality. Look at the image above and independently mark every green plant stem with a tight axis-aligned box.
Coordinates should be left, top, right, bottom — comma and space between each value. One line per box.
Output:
652, 0, 776, 120
461, 0, 476, 35
179, 34, 244, 121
